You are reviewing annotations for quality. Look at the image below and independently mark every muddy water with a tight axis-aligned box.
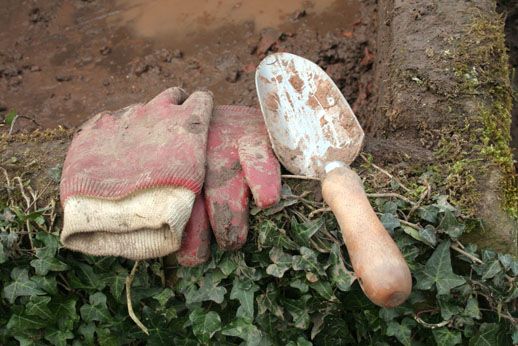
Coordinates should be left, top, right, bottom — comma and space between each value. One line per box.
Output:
0, 0, 363, 129
110, 0, 360, 58
113, 0, 358, 44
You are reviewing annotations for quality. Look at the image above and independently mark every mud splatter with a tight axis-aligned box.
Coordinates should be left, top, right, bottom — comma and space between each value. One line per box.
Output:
289, 74, 304, 92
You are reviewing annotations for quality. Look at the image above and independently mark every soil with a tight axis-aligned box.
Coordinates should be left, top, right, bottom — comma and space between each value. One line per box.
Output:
0, 0, 376, 132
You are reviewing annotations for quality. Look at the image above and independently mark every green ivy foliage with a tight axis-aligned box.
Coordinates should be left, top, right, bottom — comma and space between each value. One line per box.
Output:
0, 185, 516, 345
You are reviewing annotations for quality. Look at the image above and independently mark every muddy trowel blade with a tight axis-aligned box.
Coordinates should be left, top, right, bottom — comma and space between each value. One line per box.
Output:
255, 52, 364, 178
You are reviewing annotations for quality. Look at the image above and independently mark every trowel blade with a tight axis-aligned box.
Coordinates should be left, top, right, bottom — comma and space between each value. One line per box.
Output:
255, 52, 364, 178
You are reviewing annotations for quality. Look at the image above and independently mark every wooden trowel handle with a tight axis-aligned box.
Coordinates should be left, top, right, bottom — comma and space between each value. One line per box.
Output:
322, 165, 412, 307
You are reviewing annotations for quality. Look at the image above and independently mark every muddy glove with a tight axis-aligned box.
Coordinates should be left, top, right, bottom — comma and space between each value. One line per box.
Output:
166, 106, 281, 267
60, 88, 213, 260
175, 194, 211, 266
205, 105, 281, 250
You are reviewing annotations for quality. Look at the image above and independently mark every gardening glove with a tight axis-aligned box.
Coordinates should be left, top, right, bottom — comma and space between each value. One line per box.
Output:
175, 194, 211, 266
167, 106, 282, 267
59, 87, 213, 260
205, 105, 282, 250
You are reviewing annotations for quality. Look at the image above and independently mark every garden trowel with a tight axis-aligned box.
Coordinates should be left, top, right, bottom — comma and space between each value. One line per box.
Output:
255, 52, 412, 307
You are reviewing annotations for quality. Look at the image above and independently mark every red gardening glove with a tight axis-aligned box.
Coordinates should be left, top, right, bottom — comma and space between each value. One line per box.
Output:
60, 88, 213, 260
205, 105, 281, 250
176, 194, 211, 266
174, 105, 281, 267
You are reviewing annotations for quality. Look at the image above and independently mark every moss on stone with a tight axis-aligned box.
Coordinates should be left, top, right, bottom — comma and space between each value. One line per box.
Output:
432, 11, 517, 227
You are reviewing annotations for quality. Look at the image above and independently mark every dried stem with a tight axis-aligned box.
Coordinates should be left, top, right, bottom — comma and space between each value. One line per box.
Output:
360, 154, 411, 193
451, 244, 483, 265
407, 180, 431, 219
366, 192, 416, 206
126, 261, 149, 335
413, 315, 450, 329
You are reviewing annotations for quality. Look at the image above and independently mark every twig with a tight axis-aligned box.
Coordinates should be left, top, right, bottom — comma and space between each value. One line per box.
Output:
366, 192, 416, 205
308, 207, 331, 218
281, 174, 320, 181
360, 154, 411, 193
126, 261, 149, 335
399, 219, 421, 230
13, 177, 34, 251
8, 114, 19, 136
407, 180, 431, 219
0, 167, 13, 202
413, 315, 450, 329
451, 244, 483, 265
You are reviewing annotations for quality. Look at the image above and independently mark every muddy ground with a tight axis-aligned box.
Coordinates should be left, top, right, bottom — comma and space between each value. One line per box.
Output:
0, 0, 376, 132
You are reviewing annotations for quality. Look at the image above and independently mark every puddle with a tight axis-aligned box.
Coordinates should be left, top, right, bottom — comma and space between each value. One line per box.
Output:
110, 0, 360, 53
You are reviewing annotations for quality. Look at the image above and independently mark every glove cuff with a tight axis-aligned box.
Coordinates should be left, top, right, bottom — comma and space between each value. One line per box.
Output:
61, 187, 194, 260
60, 166, 203, 203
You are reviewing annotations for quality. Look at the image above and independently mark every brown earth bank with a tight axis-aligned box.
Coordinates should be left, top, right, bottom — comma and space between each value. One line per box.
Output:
1, 0, 516, 254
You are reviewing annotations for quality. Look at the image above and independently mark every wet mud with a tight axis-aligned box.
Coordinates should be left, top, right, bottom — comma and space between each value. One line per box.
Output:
0, 0, 375, 132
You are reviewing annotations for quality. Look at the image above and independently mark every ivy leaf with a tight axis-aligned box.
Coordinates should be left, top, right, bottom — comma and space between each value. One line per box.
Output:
258, 220, 298, 250
290, 278, 309, 293
463, 296, 481, 320
152, 288, 174, 307
419, 225, 437, 247
328, 243, 355, 291
381, 213, 400, 233
30, 256, 68, 276
438, 295, 463, 320
80, 292, 110, 323
219, 253, 238, 276
31, 274, 58, 295
256, 283, 284, 319
184, 271, 227, 304
417, 205, 440, 223
414, 241, 465, 295
68, 262, 106, 291
481, 260, 502, 280
439, 210, 465, 238
230, 277, 259, 322
44, 329, 74, 346
266, 247, 293, 278
286, 337, 313, 346
0, 243, 7, 264
310, 280, 336, 301
292, 247, 325, 276
6, 314, 47, 332
189, 308, 221, 344
386, 318, 414, 346
284, 295, 311, 329
291, 218, 323, 247
433, 328, 462, 346
52, 298, 78, 331
222, 318, 263, 346
78, 322, 96, 345
3, 267, 45, 303
25, 295, 53, 320
469, 323, 500, 346
104, 270, 128, 301
401, 224, 432, 246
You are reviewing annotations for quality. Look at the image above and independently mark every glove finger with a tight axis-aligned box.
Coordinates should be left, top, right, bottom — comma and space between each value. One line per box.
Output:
176, 194, 211, 267
238, 134, 281, 209
146, 87, 188, 108
205, 171, 250, 250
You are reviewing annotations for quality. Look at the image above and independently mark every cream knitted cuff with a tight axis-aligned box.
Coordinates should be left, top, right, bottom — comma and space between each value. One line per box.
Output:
61, 187, 194, 260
